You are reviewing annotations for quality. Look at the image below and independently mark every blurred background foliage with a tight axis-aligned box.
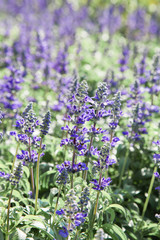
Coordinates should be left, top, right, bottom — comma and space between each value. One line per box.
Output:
66, 0, 160, 11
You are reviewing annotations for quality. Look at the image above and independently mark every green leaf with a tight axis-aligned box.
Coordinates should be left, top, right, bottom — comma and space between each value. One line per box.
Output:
97, 210, 103, 227
0, 189, 10, 197
22, 222, 54, 240
12, 228, 27, 240
74, 177, 83, 186
50, 188, 59, 197
40, 170, 56, 180
101, 191, 112, 204
12, 190, 23, 201
19, 215, 44, 224
103, 223, 127, 240
38, 208, 51, 220
12, 206, 23, 221
23, 166, 30, 178
105, 208, 115, 223
0, 229, 4, 240
49, 188, 59, 206
105, 204, 126, 218
52, 226, 65, 240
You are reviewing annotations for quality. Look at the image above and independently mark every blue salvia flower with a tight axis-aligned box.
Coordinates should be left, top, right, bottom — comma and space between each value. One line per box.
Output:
40, 111, 51, 137
94, 82, 108, 103
57, 189, 88, 236
66, 79, 89, 121
0, 66, 24, 111
149, 53, 160, 102
67, 72, 79, 99
22, 102, 33, 119
104, 69, 118, 94
78, 187, 89, 216
90, 177, 112, 191
151, 53, 160, 82
13, 103, 39, 136
98, 5, 121, 37
57, 161, 88, 174
56, 168, 69, 185
118, 44, 130, 73
109, 91, 121, 130
64, 189, 79, 231
16, 150, 44, 166
136, 50, 147, 78
24, 109, 39, 135
127, 8, 146, 40
58, 226, 69, 238
123, 103, 147, 142
9, 162, 23, 186
76, 80, 88, 103
53, 46, 68, 75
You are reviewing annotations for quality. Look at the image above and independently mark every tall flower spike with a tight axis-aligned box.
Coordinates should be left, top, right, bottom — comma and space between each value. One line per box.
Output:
152, 53, 160, 73
22, 102, 33, 119
40, 111, 51, 137
110, 91, 121, 130
78, 187, 89, 216
23, 108, 38, 135
9, 162, 23, 186
67, 71, 79, 99
56, 168, 69, 185
95, 82, 108, 102
76, 80, 88, 102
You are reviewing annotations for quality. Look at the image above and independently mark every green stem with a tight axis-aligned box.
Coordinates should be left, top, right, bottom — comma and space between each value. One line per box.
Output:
89, 170, 102, 239
83, 122, 96, 182
118, 145, 129, 188
35, 139, 42, 213
74, 228, 79, 240
89, 191, 100, 239
6, 189, 14, 240
71, 150, 76, 189
52, 187, 62, 226
30, 167, 35, 198
11, 142, 20, 173
110, 131, 113, 143
29, 137, 35, 198
142, 166, 157, 219
93, 191, 100, 219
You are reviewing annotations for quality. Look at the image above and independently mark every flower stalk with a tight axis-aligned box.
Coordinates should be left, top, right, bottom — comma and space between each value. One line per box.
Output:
35, 138, 42, 213
6, 188, 14, 240
118, 144, 129, 188
142, 166, 157, 219
11, 142, 20, 173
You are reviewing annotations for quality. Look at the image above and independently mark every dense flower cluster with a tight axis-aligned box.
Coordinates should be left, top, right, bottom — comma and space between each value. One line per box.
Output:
56, 189, 89, 236
0, 162, 23, 186
0, 66, 24, 111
